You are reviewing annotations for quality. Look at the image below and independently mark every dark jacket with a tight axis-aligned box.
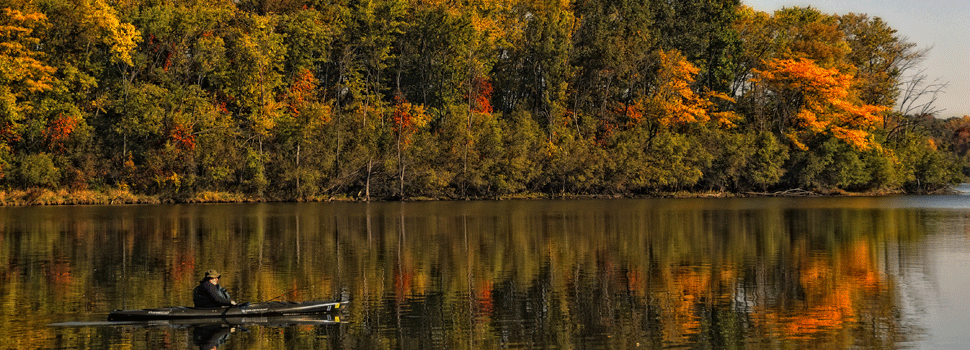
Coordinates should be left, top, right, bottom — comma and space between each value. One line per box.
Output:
193, 279, 233, 308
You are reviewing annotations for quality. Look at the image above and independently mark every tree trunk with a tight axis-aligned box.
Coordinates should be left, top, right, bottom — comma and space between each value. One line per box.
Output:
296, 144, 301, 195
366, 159, 373, 201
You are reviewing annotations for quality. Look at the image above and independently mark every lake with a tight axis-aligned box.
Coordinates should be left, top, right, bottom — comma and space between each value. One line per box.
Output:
2, 196, 970, 349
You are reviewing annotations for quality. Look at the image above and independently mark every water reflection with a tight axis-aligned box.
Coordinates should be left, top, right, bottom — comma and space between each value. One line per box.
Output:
193, 324, 235, 349
1, 197, 968, 348
51, 314, 342, 349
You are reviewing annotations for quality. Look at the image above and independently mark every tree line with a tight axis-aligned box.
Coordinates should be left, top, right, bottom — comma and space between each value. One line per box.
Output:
0, 0, 965, 201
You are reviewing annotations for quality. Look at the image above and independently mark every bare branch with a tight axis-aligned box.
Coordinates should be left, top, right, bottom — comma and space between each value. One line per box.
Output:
897, 68, 948, 117
894, 44, 948, 117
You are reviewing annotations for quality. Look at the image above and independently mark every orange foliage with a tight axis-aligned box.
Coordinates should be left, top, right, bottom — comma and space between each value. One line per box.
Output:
169, 122, 196, 151
626, 50, 738, 131
163, 51, 172, 71
283, 69, 331, 131
392, 95, 429, 146
218, 101, 230, 115
469, 75, 493, 114
650, 50, 708, 127
43, 113, 80, 152
753, 58, 887, 150
287, 69, 317, 116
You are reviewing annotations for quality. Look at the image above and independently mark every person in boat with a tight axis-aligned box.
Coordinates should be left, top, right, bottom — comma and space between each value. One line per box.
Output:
193, 269, 238, 308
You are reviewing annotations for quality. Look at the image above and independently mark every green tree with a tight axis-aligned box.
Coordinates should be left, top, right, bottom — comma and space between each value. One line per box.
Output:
325, 0, 405, 198
395, 5, 474, 108
838, 13, 916, 109
221, 13, 287, 194
494, 0, 573, 128
652, 0, 741, 92
571, 0, 654, 129
16, 152, 59, 188
892, 133, 963, 193
269, 8, 341, 198
497, 107, 543, 195
746, 131, 789, 191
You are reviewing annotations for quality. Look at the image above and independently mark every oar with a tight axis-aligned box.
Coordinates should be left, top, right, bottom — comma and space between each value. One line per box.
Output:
260, 286, 304, 303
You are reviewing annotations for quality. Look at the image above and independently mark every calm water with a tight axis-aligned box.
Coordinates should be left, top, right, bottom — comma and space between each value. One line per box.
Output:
2, 196, 970, 349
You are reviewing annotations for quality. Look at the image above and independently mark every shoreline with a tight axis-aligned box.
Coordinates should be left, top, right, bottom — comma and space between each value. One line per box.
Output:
0, 186, 955, 207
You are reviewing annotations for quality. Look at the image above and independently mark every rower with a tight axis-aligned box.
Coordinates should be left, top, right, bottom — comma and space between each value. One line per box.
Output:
192, 270, 238, 308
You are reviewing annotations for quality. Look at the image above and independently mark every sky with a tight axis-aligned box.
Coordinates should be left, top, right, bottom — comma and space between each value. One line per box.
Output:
743, 0, 970, 118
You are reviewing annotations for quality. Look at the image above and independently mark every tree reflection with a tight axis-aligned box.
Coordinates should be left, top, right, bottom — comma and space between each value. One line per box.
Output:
0, 200, 940, 348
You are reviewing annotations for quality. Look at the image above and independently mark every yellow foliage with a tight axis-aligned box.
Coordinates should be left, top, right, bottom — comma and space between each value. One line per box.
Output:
0, 8, 56, 93
253, 100, 284, 138
79, 0, 141, 66
411, 0, 521, 48
785, 131, 808, 151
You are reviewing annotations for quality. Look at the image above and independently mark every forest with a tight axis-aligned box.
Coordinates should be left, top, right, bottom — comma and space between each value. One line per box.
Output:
1, 0, 968, 202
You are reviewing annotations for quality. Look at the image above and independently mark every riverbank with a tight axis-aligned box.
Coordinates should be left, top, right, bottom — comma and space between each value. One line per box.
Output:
0, 186, 946, 206
0, 188, 345, 206
0, 188, 160, 206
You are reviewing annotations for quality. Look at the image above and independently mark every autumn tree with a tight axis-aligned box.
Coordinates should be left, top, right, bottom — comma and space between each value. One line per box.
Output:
732, 6, 853, 133
611, 50, 733, 192
627, 50, 737, 138
752, 58, 886, 151
839, 12, 937, 145
770, 7, 850, 68
275, 69, 333, 197
390, 95, 429, 197
0, 6, 56, 180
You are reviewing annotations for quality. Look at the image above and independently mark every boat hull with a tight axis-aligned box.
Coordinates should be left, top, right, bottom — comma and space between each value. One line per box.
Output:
54, 314, 342, 328
108, 300, 346, 321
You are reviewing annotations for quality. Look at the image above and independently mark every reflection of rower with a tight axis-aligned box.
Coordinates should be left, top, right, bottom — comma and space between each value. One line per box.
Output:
191, 323, 236, 350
